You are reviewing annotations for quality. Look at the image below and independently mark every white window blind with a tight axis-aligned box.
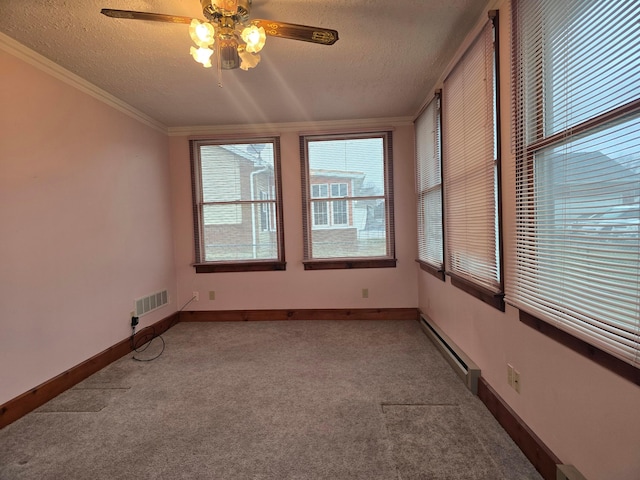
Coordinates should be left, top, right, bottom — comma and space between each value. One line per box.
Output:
416, 94, 444, 272
508, 0, 640, 369
443, 18, 501, 293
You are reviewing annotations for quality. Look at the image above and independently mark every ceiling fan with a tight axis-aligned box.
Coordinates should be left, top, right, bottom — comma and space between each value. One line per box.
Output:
101, 0, 339, 72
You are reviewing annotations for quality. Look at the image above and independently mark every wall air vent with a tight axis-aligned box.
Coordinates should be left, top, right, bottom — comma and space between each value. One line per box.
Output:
135, 290, 169, 317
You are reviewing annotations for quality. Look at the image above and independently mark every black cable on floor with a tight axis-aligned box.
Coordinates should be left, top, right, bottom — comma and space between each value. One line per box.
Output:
129, 294, 197, 362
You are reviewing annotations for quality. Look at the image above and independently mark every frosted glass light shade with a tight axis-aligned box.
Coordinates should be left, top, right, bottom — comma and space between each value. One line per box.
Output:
190, 46, 214, 68
241, 25, 266, 53
238, 46, 261, 70
189, 19, 215, 48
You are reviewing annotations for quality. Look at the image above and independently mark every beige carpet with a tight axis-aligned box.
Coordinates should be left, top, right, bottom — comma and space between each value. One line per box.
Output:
0, 320, 542, 479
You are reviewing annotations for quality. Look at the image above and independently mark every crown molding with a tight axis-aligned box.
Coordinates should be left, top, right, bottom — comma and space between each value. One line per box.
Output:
167, 116, 415, 137
0, 32, 167, 134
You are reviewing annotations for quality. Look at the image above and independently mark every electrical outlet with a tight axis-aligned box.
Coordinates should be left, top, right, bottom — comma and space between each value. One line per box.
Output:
209, 291, 216, 301
193, 291, 199, 301
507, 364, 514, 387
362, 288, 369, 299
513, 369, 521, 393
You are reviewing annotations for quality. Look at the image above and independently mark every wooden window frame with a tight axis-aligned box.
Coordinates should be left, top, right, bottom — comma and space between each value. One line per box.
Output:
190, 137, 286, 273
300, 131, 397, 270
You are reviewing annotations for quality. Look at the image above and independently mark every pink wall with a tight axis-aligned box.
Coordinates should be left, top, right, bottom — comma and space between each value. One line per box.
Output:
417, 2, 640, 479
0, 49, 176, 404
169, 127, 418, 311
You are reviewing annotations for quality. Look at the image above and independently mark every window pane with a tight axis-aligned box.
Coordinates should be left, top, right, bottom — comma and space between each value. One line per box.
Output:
309, 138, 384, 199
200, 143, 275, 202
201, 203, 278, 261
312, 200, 328, 226
424, 188, 443, 262
333, 199, 348, 225
533, 115, 640, 328
416, 95, 444, 269
520, 1, 640, 143
310, 199, 388, 258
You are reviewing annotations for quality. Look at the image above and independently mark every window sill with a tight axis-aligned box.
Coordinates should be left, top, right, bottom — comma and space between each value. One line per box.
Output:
447, 273, 505, 311
194, 261, 286, 273
303, 258, 397, 270
416, 260, 445, 281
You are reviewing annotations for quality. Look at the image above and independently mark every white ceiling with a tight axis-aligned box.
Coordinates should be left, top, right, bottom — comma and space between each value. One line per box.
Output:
0, 0, 488, 128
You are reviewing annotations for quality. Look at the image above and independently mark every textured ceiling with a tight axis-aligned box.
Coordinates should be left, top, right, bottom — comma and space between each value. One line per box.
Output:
0, 0, 488, 128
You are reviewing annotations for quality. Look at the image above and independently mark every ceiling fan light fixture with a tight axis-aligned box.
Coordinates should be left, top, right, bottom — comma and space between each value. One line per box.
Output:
190, 45, 214, 68
241, 25, 266, 53
100, 2, 339, 74
189, 19, 216, 48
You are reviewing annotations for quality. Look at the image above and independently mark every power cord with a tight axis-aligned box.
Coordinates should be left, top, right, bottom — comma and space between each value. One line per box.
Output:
129, 294, 197, 362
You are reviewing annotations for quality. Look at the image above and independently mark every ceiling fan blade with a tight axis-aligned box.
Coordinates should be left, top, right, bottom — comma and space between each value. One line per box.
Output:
252, 19, 338, 45
100, 9, 193, 24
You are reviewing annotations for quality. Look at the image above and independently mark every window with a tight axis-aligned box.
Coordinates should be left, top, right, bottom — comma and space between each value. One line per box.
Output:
442, 13, 503, 309
190, 138, 285, 273
300, 132, 396, 270
415, 92, 444, 280
259, 190, 273, 232
311, 184, 329, 226
331, 183, 349, 225
508, 0, 640, 379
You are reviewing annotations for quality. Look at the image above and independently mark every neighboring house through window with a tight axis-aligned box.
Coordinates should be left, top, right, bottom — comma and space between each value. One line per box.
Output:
311, 184, 329, 226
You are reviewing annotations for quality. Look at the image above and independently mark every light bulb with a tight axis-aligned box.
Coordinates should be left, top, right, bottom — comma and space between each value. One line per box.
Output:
241, 25, 266, 53
189, 19, 215, 48
190, 46, 214, 68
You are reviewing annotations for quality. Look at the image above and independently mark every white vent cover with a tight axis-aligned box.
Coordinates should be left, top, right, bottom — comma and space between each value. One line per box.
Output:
135, 290, 169, 317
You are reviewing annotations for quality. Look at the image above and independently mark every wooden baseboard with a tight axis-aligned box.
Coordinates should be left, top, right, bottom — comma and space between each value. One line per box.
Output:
477, 377, 560, 480
0, 313, 179, 430
179, 308, 420, 322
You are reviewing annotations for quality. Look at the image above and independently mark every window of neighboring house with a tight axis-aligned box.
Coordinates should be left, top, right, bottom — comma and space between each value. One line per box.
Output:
300, 132, 396, 270
259, 190, 271, 232
190, 138, 285, 273
331, 183, 349, 225
442, 12, 504, 310
415, 92, 444, 280
508, 0, 640, 380
311, 184, 329, 226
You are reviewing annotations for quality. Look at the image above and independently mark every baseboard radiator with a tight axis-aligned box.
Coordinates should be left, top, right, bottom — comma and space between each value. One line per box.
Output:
419, 314, 480, 395
557, 465, 587, 480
